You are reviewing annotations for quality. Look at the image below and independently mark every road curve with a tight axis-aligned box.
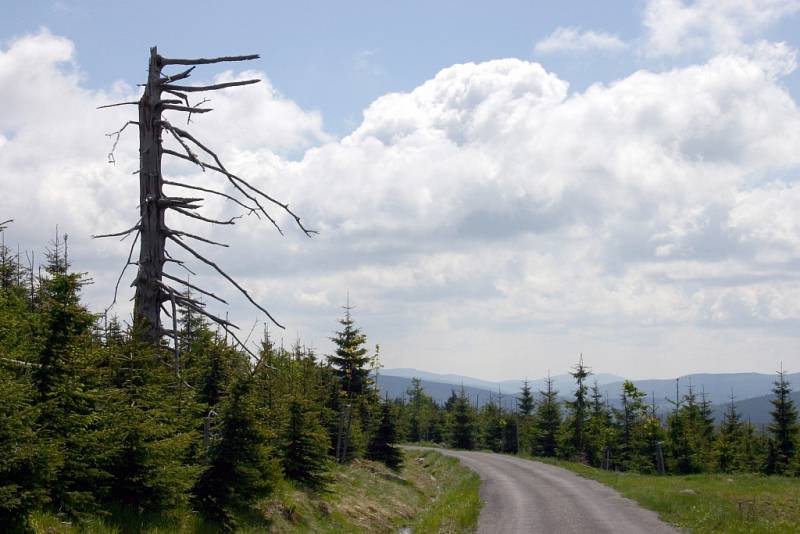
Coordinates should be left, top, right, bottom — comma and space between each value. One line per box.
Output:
417, 448, 683, 534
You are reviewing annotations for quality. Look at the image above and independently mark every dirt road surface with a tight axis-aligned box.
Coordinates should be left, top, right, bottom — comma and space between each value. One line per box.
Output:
420, 449, 683, 534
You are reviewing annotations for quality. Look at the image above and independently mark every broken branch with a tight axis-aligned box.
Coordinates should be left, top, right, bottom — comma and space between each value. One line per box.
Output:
162, 179, 259, 216
92, 221, 140, 239
160, 66, 195, 83
160, 54, 260, 66
161, 271, 228, 304
106, 121, 139, 165
170, 124, 316, 236
171, 206, 241, 225
162, 104, 213, 114
97, 101, 139, 109
162, 79, 260, 92
167, 234, 284, 328
170, 229, 229, 248
105, 229, 140, 313
162, 148, 280, 232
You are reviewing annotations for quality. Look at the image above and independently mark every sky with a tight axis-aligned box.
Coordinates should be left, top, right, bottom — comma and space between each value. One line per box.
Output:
1, 0, 800, 380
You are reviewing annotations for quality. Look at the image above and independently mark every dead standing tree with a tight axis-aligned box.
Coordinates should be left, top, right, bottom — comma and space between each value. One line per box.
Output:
98, 47, 313, 351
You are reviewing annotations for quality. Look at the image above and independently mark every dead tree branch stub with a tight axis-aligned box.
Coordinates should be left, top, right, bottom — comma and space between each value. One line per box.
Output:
97, 47, 310, 348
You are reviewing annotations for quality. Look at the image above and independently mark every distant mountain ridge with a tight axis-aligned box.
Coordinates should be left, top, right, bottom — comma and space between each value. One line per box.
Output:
380, 368, 800, 405
712, 391, 800, 427
380, 367, 624, 395
376, 375, 517, 411
377, 368, 800, 426
599, 372, 800, 407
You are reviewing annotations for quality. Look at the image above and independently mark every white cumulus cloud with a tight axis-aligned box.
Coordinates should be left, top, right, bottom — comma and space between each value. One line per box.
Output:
643, 0, 800, 56
2, 30, 800, 378
534, 26, 626, 54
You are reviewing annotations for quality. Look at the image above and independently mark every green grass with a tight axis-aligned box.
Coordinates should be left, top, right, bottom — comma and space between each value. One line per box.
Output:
30, 450, 480, 533
534, 458, 800, 534
409, 453, 481, 534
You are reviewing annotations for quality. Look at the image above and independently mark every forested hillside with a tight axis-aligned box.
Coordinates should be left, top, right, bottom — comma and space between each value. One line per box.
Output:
391, 358, 800, 477
378, 372, 800, 425
0, 227, 404, 532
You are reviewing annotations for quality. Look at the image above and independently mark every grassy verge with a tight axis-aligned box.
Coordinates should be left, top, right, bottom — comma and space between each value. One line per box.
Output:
408, 452, 481, 534
534, 457, 800, 534
30, 450, 480, 533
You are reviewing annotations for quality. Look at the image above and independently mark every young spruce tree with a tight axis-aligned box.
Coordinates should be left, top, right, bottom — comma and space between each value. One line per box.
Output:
716, 391, 743, 472
565, 355, 591, 460
282, 398, 332, 489
328, 302, 372, 462
192, 377, 279, 530
367, 399, 403, 469
765, 368, 798, 475
33, 237, 107, 518
534, 374, 561, 457
0, 367, 52, 533
447, 388, 477, 450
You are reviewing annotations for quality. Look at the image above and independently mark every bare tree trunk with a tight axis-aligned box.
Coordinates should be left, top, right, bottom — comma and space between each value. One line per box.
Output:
133, 47, 166, 344
100, 46, 315, 351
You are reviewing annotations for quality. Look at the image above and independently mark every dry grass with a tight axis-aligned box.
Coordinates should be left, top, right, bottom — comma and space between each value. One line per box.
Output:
31, 450, 480, 534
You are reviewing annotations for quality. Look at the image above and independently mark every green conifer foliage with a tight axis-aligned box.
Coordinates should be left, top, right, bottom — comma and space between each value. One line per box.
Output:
32, 247, 95, 406
328, 305, 371, 397
517, 380, 535, 454
737, 420, 765, 472
0, 227, 18, 291
196, 334, 243, 409
518, 380, 534, 416
697, 388, 717, 469
666, 383, 713, 474
716, 392, 743, 472
766, 369, 799, 474
282, 399, 332, 489
192, 378, 279, 530
0, 368, 52, 533
615, 380, 649, 471
104, 338, 199, 512
565, 356, 591, 460
406, 377, 426, 442
479, 402, 504, 452
447, 389, 477, 450
367, 400, 403, 469
327, 304, 375, 463
534, 375, 561, 457
585, 381, 612, 467
31, 243, 108, 518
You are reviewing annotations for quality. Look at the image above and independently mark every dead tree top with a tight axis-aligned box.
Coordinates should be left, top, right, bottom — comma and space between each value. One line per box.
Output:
97, 47, 314, 356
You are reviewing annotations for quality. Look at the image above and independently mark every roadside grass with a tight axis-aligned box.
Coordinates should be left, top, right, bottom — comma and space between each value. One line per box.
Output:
30, 450, 480, 533
534, 457, 800, 534
409, 452, 481, 534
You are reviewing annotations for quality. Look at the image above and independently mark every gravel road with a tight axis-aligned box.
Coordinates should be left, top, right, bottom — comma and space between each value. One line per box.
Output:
423, 449, 683, 534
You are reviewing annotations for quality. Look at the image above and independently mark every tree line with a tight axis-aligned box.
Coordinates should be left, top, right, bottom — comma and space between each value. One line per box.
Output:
2, 226, 798, 532
393, 358, 799, 477
0, 229, 402, 532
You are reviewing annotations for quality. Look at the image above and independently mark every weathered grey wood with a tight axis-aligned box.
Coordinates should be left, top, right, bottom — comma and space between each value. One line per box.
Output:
160, 54, 259, 65
161, 79, 260, 92
100, 46, 311, 350
133, 46, 167, 345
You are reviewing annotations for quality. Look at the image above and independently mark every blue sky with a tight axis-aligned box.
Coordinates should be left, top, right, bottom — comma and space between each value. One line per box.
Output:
2, 1, 800, 380
2, 1, 667, 133
6, 1, 796, 134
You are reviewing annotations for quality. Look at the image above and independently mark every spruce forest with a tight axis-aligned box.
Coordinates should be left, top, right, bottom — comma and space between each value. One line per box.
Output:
393, 361, 800, 477
2, 228, 797, 532
0, 224, 405, 531
1, 49, 411, 532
